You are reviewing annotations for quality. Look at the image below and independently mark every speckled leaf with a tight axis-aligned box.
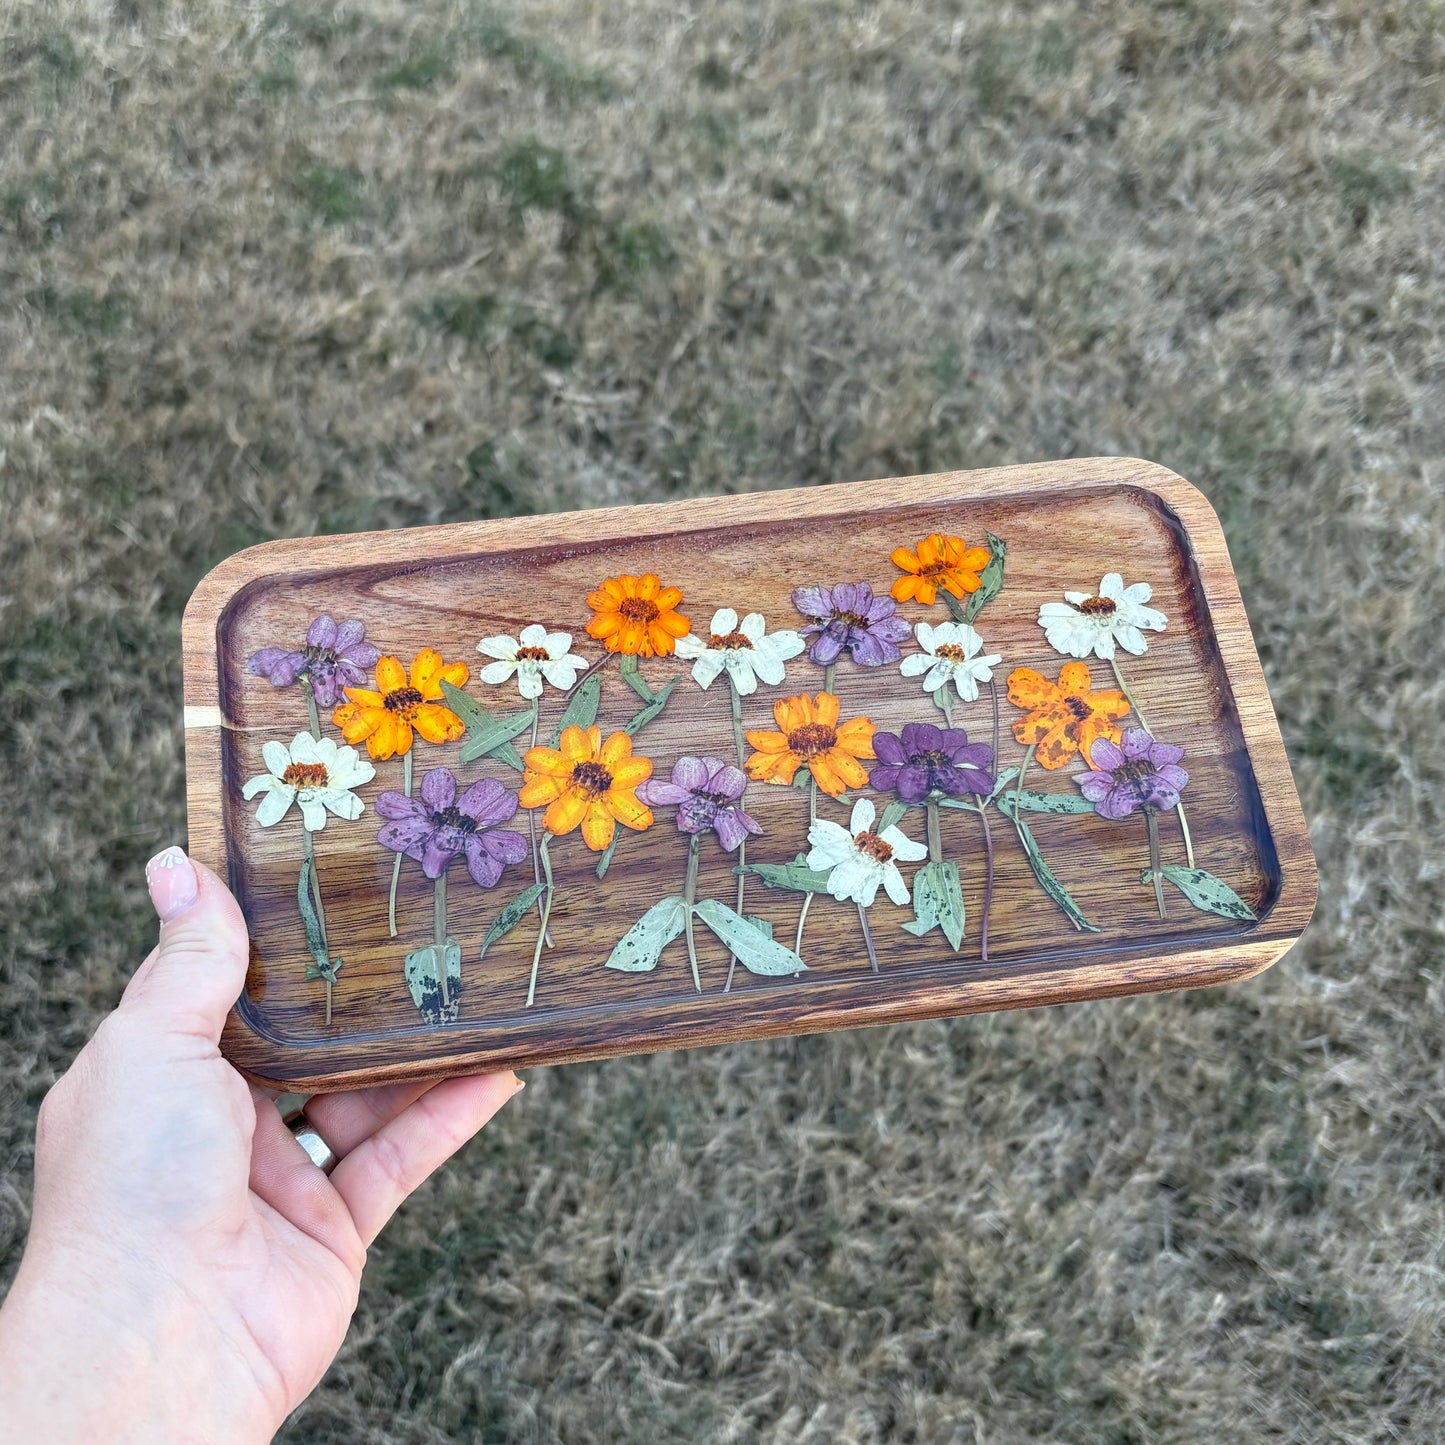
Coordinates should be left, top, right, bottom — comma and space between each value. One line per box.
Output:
963, 532, 1007, 623
695, 899, 806, 976
880, 800, 910, 831
605, 895, 688, 972
901, 859, 964, 950
447, 682, 536, 765
404, 940, 462, 1025
1010, 813, 1100, 933
550, 671, 601, 745
622, 676, 679, 735
1148, 865, 1258, 921
297, 854, 341, 981
740, 854, 834, 893
1007, 789, 1095, 814
595, 832, 622, 879
479, 882, 547, 959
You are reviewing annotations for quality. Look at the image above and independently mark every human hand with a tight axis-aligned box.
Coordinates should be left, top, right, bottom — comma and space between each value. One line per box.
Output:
0, 849, 521, 1445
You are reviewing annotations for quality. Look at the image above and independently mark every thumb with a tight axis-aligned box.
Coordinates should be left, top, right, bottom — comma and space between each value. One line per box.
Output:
120, 847, 251, 1043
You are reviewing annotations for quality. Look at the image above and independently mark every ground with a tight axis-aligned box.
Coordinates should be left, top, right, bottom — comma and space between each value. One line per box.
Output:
2, 2, 1443, 1441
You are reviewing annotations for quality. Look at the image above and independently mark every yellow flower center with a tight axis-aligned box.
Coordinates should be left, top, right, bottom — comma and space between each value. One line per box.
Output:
383, 686, 424, 717
571, 760, 614, 796
934, 643, 968, 663
788, 722, 837, 758
709, 630, 753, 650
281, 762, 330, 788
1064, 695, 1093, 721
1076, 596, 1117, 616
854, 830, 894, 862
618, 598, 660, 624
515, 645, 550, 661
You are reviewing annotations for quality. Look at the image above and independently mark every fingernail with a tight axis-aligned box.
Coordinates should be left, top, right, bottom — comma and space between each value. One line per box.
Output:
146, 847, 198, 921
511, 1074, 526, 1095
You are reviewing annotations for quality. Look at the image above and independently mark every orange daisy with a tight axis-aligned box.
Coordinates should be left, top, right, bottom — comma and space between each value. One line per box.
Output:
332, 648, 469, 760
745, 692, 876, 797
1006, 661, 1129, 771
585, 573, 691, 657
520, 725, 654, 851
890, 533, 992, 606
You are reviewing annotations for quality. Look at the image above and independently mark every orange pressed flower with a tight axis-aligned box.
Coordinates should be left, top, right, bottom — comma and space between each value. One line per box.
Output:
585, 573, 691, 657
745, 692, 876, 797
332, 648, 469, 760
890, 533, 992, 606
520, 725, 654, 851
1006, 661, 1129, 771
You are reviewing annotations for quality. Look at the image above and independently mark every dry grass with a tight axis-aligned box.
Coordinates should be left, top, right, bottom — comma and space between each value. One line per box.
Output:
3, 1, 1444, 1440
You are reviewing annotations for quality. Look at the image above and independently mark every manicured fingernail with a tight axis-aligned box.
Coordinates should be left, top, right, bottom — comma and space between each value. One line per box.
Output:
146, 847, 198, 921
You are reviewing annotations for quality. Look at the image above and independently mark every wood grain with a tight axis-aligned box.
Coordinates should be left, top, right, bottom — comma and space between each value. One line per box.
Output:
181, 458, 1317, 1091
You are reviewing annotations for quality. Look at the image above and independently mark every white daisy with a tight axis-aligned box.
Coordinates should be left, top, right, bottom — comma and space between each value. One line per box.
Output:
805, 796, 928, 908
1038, 573, 1167, 660
674, 608, 805, 696
899, 620, 1001, 703
242, 732, 375, 832
476, 624, 588, 699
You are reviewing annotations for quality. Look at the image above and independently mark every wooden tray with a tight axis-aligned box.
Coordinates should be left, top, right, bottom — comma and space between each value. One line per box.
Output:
183, 458, 1316, 1091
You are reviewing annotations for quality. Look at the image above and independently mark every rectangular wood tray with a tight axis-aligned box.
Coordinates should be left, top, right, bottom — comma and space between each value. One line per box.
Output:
183, 458, 1316, 1091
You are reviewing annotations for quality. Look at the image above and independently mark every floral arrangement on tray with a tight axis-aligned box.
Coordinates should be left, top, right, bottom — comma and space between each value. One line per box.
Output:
241, 533, 1258, 1027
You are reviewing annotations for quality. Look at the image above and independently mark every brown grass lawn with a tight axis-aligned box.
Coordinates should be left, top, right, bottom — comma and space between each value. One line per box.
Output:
3, 1, 1443, 1440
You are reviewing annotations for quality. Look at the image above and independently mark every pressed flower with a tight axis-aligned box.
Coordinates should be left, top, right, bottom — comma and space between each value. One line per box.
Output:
674, 608, 805, 696
1006, 661, 1129, 771
806, 797, 927, 908
476, 624, 588, 700
585, 573, 691, 657
871, 722, 995, 803
520, 725, 654, 851
1038, 573, 1167, 660
899, 620, 1001, 703
1077, 729, 1190, 821
332, 648, 469, 760
791, 582, 911, 668
247, 615, 381, 709
242, 731, 375, 831
889, 533, 992, 606
745, 692, 876, 797
638, 755, 762, 852
375, 768, 528, 886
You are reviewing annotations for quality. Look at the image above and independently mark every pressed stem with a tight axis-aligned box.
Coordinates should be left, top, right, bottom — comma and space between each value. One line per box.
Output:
1145, 808, 1167, 919
977, 798, 994, 962
302, 829, 333, 1025
927, 796, 944, 864
526, 698, 554, 948
989, 678, 1000, 770
1013, 742, 1037, 821
725, 681, 748, 992
388, 749, 413, 938
941, 689, 954, 727
433, 871, 450, 1007
683, 833, 701, 993
857, 902, 879, 973
810, 776, 818, 825
303, 676, 322, 741
527, 838, 555, 1009
823, 663, 837, 695
795, 892, 814, 957
1112, 656, 1195, 869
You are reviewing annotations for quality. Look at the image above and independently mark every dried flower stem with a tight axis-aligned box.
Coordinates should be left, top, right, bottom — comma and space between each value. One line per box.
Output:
526, 698, 554, 949
302, 828, 333, 1025
433, 871, 450, 1007
527, 837, 555, 1009
724, 680, 748, 993
388, 750, 412, 938
1110, 657, 1195, 869
303, 675, 322, 741
857, 902, 879, 973
927, 796, 944, 864
823, 663, 837, 694
683, 833, 702, 993
977, 800, 994, 962
1145, 808, 1166, 919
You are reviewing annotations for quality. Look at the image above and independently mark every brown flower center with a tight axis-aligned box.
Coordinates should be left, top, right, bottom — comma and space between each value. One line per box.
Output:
1114, 759, 1156, 784
384, 686, 424, 715
854, 830, 894, 862
787, 722, 838, 758
515, 645, 550, 661
433, 805, 477, 834
618, 598, 660, 624
571, 760, 614, 796
1064, 695, 1093, 721
919, 560, 952, 579
1076, 596, 1117, 616
934, 643, 968, 663
281, 761, 330, 788
832, 609, 869, 628
709, 630, 753, 651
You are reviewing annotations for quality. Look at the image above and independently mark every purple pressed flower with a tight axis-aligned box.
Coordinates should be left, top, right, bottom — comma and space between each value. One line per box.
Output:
870, 721, 996, 802
1077, 728, 1190, 820
375, 768, 529, 887
636, 755, 763, 853
791, 581, 912, 668
247, 615, 382, 708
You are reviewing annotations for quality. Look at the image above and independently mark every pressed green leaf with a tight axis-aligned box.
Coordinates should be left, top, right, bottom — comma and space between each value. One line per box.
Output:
404, 940, 462, 1024
879, 799, 909, 831
605, 895, 688, 972
479, 881, 547, 958
930, 684, 954, 715
900, 859, 964, 950
1011, 814, 1101, 933
622, 676, 679, 735
963, 532, 1007, 624
595, 833, 622, 880
694, 899, 806, 976
618, 653, 655, 702
901, 861, 941, 939
744, 914, 774, 940
438, 677, 489, 733
493, 740, 526, 772
454, 693, 536, 764
296, 853, 327, 966
1148, 865, 1258, 921
549, 672, 601, 745
740, 854, 834, 894
1004, 789, 1095, 815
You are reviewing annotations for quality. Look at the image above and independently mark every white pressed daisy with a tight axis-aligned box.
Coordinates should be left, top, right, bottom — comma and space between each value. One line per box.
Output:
674, 608, 805, 696
805, 796, 928, 908
242, 732, 375, 831
476, 624, 588, 699
1038, 573, 1167, 660
899, 620, 1001, 703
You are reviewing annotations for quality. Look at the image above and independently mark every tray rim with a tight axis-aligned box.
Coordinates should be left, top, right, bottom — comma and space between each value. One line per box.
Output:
182, 456, 1318, 1090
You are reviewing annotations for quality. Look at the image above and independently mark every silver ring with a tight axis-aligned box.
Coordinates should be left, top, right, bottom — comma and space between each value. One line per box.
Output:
284, 1108, 339, 1174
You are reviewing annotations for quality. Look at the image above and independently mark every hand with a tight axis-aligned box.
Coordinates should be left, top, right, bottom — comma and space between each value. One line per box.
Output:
0, 849, 521, 1445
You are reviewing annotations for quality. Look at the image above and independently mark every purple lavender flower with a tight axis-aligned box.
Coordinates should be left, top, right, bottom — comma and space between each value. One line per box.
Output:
637, 755, 762, 853
791, 581, 912, 668
870, 722, 996, 802
375, 768, 528, 887
1077, 729, 1189, 820
247, 615, 381, 708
